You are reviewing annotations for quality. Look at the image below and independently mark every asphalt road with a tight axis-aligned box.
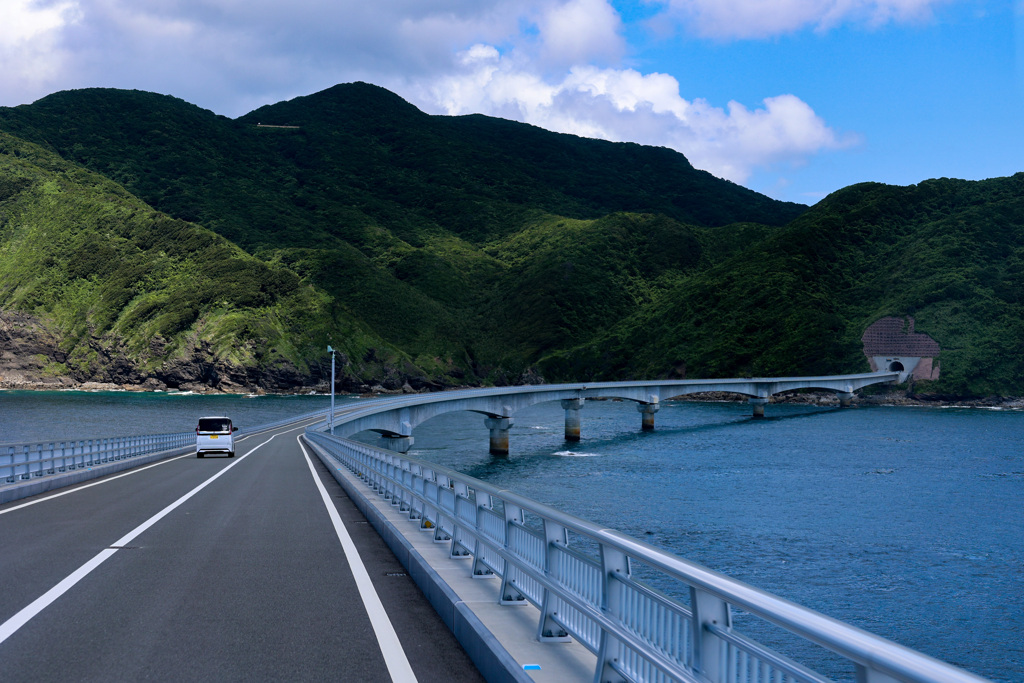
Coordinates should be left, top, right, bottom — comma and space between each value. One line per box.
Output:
0, 419, 485, 682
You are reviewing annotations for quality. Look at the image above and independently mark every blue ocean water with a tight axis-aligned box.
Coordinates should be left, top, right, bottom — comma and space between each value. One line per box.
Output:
2, 391, 1021, 680
405, 400, 1024, 682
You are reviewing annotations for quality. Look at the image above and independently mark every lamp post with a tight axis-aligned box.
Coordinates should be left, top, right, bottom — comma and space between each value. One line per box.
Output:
327, 345, 335, 434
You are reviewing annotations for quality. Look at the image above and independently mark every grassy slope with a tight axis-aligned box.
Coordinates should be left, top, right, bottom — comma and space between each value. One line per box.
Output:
0, 131, 376, 385
542, 175, 1024, 396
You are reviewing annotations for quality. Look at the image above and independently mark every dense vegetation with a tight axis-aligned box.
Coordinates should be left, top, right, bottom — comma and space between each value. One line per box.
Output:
0, 132, 379, 389
1, 84, 1021, 396
544, 176, 1024, 397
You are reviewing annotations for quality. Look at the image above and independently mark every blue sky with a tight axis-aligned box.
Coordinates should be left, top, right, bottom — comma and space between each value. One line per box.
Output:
1, 0, 1021, 204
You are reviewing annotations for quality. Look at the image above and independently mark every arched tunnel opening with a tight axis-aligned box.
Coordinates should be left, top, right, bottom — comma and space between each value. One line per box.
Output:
888, 361, 905, 372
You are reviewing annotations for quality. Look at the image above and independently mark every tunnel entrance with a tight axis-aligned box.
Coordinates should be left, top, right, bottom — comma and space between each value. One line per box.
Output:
862, 317, 940, 380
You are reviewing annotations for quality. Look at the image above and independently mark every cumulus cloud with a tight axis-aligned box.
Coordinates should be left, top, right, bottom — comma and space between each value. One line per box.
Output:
656, 0, 948, 39
4, 0, 542, 113
535, 0, 625, 67
0, 0, 857, 188
0, 0, 81, 103
412, 48, 854, 183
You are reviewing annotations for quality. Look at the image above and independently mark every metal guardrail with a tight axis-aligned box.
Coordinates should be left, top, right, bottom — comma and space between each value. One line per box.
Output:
304, 428, 990, 683
0, 407, 331, 485
0, 432, 195, 483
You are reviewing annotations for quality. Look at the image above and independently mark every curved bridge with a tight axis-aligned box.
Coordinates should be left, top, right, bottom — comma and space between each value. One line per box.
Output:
330, 371, 902, 454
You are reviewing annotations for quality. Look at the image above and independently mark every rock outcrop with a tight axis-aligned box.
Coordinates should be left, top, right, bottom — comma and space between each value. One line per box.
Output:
0, 310, 462, 394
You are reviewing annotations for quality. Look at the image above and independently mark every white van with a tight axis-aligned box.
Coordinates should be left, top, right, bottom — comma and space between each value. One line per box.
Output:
196, 416, 237, 458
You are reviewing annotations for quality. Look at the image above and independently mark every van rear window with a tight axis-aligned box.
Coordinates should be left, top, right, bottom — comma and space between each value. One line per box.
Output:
198, 419, 231, 432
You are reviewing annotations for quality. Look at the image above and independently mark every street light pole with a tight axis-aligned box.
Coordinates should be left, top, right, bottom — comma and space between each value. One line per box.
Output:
327, 345, 335, 434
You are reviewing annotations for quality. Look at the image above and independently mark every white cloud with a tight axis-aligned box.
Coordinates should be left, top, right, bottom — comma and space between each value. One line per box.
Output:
0, 0, 858, 190
412, 49, 854, 183
0, 0, 81, 103
536, 0, 625, 67
656, 0, 948, 39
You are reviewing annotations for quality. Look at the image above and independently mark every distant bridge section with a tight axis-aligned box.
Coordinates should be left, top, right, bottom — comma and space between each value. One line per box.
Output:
331, 371, 901, 455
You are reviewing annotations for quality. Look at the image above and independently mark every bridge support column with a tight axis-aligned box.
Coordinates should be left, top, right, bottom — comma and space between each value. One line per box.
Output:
380, 435, 414, 453
637, 402, 659, 431
561, 399, 584, 441
837, 392, 855, 408
483, 417, 514, 456
749, 398, 769, 419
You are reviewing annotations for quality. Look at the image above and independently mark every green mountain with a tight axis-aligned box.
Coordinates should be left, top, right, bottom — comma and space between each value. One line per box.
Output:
544, 175, 1024, 397
1, 83, 1021, 397
0, 84, 803, 391
0, 131, 371, 391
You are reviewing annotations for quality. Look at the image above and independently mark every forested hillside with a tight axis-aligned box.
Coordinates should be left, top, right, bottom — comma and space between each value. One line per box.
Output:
1, 84, 1022, 397
544, 175, 1024, 397
0, 132, 356, 391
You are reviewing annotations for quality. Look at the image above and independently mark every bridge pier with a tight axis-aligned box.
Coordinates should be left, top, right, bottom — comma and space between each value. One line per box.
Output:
837, 392, 855, 408
749, 398, 769, 419
484, 417, 514, 456
637, 402, 659, 431
380, 435, 414, 453
561, 399, 584, 441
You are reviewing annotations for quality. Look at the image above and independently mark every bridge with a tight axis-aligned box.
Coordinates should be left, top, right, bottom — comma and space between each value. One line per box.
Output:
0, 372, 991, 682
325, 371, 905, 455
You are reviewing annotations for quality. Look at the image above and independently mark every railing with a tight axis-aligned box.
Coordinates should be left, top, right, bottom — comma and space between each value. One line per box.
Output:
0, 407, 331, 485
0, 433, 195, 483
304, 428, 990, 683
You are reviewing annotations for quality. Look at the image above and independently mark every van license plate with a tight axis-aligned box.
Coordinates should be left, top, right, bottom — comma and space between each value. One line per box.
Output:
210, 435, 218, 439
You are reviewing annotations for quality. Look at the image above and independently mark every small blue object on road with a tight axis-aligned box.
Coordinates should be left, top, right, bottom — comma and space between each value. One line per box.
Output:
522, 664, 541, 670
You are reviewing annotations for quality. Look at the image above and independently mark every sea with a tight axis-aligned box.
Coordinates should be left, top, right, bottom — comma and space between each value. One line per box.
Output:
2, 390, 1021, 681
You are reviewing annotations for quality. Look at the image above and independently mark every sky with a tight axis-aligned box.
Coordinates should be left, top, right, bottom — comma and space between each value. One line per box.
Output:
1, 0, 1022, 204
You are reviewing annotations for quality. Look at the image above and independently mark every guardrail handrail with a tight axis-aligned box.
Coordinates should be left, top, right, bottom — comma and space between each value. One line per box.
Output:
0, 406, 332, 485
304, 425, 990, 683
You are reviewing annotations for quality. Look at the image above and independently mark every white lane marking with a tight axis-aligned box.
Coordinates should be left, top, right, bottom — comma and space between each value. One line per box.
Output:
0, 426, 301, 647
0, 454, 192, 516
0, 417, 323, 516
0, 548, 119, 642
298, 436, 418, 683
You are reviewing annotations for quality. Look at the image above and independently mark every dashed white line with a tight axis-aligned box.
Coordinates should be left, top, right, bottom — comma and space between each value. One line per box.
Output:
0, 453, 193, 516
0, 427, 301, 647
0, 418, 324, 516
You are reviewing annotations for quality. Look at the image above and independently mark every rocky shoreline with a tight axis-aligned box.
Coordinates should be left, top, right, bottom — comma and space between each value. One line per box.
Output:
0, 310, 447, 396
0, 378, 430, 396
5, 310, 1020, 406
3, 381, 1020, 409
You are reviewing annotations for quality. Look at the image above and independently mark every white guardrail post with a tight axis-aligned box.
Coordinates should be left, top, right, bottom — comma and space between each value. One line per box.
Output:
596, 544, 629, 682
500, 502, 528, 605
538, 519, 570, 642
690, 586, 731, 682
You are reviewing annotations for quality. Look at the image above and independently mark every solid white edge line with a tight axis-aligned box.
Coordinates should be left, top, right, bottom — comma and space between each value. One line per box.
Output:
0, 417, 324, 516
0, 426, 303, 647
0, 454, 193, 516
298, 436, 418, 683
